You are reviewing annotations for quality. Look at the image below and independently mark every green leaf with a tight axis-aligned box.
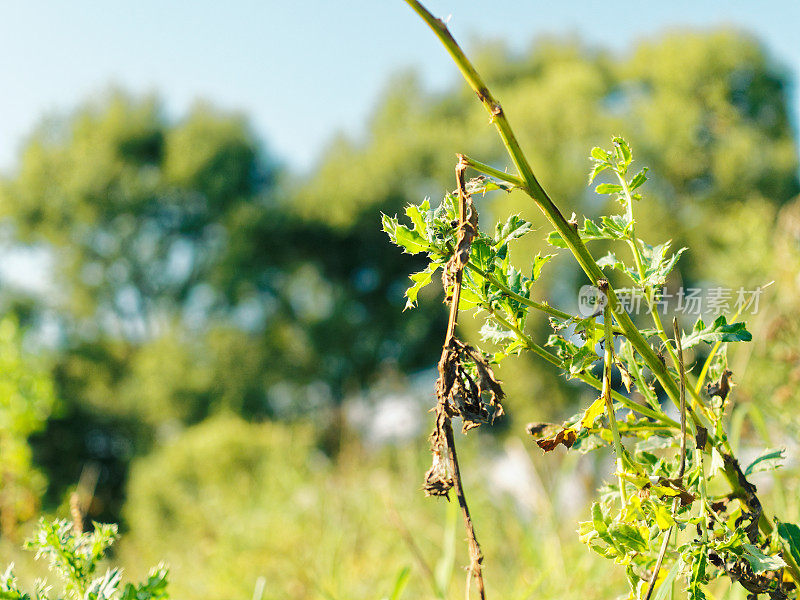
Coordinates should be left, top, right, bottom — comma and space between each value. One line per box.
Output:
494, 214, 533, 247
628, 168, 648, 191
531, 252, 553, 281
457, 286, 483, 310
655, 505, 675, 531
596, 252, 638, 282
591, 503, 614, 545
638, 241, 686, 288
777, 522, 800, 569
612, 137, 632, 166
394, 226, 430, 254
598, 215, 631, 239
588, 162, 609, 183
404, 265, 439, 310
689, 551, 707, 600
580, 396, 606, 429
608, 522, 648, 553
121, 565, 169, 600
404, 202, 428, 237
480, 320, 515, 344
742, 543, 786, 573
469, 238, 494, 271
595, 183, 623, 195
547, 231, 568, 249
382, 214, 430, 255
591, 147, 610, 162
681, 316, 752, 349
744, 448, 786, 476
387, 566, 411, 600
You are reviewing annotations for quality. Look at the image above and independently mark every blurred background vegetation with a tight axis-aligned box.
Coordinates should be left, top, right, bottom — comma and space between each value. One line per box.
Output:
0, 25, 799, 600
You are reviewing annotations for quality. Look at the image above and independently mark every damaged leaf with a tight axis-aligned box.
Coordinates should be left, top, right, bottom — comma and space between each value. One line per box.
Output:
527, 424, 578, 452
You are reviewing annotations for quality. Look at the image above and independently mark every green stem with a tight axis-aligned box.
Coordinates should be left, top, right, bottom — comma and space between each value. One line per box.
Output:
602, 302, 627, 507
469, 264, 577, 323
461, 155, 526, 189
694, 304, 744, 396
468, 263, 623, 336
488, 308, 677, 427
617, 170, 712, 424
620, 337, 659, 410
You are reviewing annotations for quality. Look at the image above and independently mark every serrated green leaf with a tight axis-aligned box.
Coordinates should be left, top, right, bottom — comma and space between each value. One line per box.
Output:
681, 316, 752, 349
582, 218, 604, 238
494, 214, 533, 247
742, 543, 786, 573
613, 137, 632, 166
744, 448, 786, 476
588, 162, 609, 183
458, 286, 483, 310
394, 225, 430, 254
689, 551, 707, 600
591, 147, 610, 162
599, 214, 631, 238
480, 320, 515, 344
470, 238, 493, 271
404, 203, 427, 236
382, 214, 431, 255
547, 231, 568, 249
404, 265, 438, 310
596, 252, 638, 282
531, 252, 553, 281
629, 168, 648, 191
638, 242, 686, 288
608, 522, 648, 553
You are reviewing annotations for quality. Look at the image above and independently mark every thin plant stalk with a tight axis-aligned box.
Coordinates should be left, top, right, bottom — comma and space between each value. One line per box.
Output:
602, 296, 627, 507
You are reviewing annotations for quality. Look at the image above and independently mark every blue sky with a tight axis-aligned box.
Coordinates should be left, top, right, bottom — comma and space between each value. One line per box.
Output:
1, 1, 798, 176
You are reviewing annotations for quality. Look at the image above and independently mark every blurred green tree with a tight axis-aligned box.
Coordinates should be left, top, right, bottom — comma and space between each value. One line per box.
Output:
0, 317, 56, 537
3, 91, 446, 519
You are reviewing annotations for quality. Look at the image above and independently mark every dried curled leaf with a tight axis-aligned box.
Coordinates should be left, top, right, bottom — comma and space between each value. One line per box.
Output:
526, 422, 578, 452
707, 369, 733, 402
423, 408, 453, 498
653, 477, 695, 508
436, 338, 505, 432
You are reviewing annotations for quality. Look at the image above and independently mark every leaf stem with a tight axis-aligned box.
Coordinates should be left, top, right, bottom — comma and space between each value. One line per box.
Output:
617, 170, 713, 423
461, 155, 526, 189
487, 308, 677, 427
468, 262, 626, 337
602, 300, 627, 507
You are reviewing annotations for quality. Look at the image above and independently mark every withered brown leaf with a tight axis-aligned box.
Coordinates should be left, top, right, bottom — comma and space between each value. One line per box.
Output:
707, 369, 733, 402
526, 424, 578, 452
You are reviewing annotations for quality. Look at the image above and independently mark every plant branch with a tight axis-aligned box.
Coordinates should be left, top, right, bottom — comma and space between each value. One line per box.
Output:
468, 263, 624, 336
461, 155, 526, 189
404, 0, 686, 421
487, 307, 677, 427
430, 156, 487, 599
644, 318, 688, 600
442, 417, 485, 600
601, 292, 627, 507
